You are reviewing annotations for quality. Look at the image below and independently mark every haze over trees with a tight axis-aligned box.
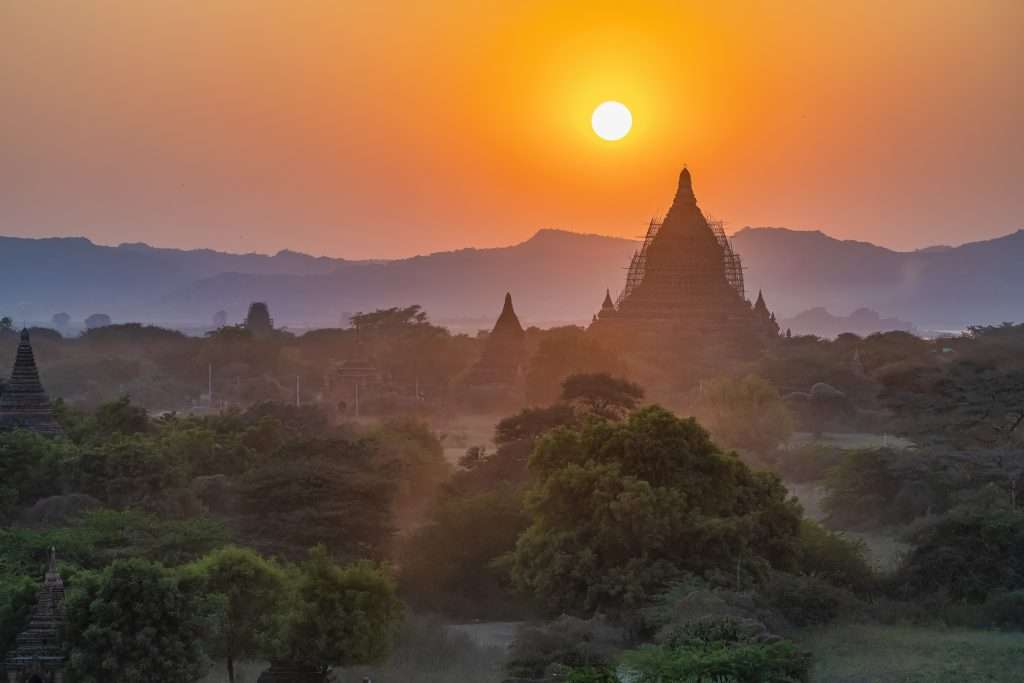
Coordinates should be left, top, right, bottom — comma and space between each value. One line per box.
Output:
1, 309, 1023, 681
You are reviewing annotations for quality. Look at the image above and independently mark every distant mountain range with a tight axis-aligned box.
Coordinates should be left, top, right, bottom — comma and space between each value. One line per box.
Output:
778, 307, 915, 339
1, 226, 1021, 333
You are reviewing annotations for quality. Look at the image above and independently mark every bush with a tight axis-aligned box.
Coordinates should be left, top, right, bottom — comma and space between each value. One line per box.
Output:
758, 572, 862, 627
980, 591, 1024, 630
621, 636, 811, 683
894, 510, 1024, 602
797, 521, 875, 594
505, 615, 625, 680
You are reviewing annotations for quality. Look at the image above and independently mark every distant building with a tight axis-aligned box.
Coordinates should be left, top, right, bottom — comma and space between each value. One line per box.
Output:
0, 329, 63, 436
4, 548, 67, 682
244, 302, 275, 337
463, 292, 527, 387
590, 168, 779, 359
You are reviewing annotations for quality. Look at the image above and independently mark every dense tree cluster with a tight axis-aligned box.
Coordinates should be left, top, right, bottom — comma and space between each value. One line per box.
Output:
511, 406, 802, 612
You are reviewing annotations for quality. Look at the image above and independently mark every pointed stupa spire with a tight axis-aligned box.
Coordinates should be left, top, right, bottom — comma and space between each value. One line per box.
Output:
0, 328, 62, 435
491, 292, 524, 337
602, 289, 615, 310
672, 165, 696, 208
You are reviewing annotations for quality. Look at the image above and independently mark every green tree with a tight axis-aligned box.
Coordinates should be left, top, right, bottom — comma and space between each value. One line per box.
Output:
692, 374, 794, 453
280, 546, 403, 675
797, 520, 874, 594
512, 406, 802, 612
0, 574, 37, 655
92, 395, 151, 436
0, 430, 73, 520
896, 510, 1024, 601
237, 438, 395, 559
350, 305, 429, 331
65, 559, 213, 683
399, 487, 529, 617
191, 546, 289, 683
560, 373, 644, 419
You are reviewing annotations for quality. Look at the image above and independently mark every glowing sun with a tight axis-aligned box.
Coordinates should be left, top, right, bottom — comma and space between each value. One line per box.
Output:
591, 101, 632, 141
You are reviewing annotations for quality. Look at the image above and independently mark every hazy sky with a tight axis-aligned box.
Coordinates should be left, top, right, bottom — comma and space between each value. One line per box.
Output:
2, 1, 1021, 258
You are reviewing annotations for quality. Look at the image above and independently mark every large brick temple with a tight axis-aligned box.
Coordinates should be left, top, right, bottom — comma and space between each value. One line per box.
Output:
589, 168, 779, 360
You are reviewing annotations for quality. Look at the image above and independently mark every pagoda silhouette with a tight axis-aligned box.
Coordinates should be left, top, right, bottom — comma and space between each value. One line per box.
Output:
4, 548, 67, 681
0, 329, 63, 436
590, 168, 779, 357
464, 292, 527, 387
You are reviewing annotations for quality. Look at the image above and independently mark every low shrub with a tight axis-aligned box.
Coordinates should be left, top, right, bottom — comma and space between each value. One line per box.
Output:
893, 510, 1024, 601
797, 521, 875, 594
621, 640, 810, 683
758, 572, 862, 627
505, 615, 624, 680
981, 590, 1024, 630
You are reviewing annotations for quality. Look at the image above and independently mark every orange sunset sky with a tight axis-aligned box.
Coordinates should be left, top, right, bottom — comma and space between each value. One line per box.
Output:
2, 1, 1022, 259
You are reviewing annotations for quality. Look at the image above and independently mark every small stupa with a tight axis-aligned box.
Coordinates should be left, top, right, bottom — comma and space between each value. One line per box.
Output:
0, 329, 63, 436
464, 292, 527, 386
4, 548, 67, 682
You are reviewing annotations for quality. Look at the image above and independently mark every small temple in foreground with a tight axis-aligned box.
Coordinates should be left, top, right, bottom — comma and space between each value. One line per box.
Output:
589, 168, 779, 359
4, 549, 67, 682
0, 330, 63, 436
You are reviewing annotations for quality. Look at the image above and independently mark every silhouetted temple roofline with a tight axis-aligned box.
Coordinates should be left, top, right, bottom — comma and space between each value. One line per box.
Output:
673, 166, 696, 207
4, 546, 66, 678
492, 292, 525, 337
0, 328, 63, 436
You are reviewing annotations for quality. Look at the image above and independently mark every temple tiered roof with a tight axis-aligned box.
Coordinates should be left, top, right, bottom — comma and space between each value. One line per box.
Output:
590, 168, 779, 357
0, 329, 63, 435
4, 548, 66, 681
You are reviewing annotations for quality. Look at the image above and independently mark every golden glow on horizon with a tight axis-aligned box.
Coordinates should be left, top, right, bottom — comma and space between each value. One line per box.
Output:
592, 101, 632, 141
2, 1, 1021, 257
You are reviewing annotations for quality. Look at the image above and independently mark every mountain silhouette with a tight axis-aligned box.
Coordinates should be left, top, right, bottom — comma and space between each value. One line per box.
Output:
1, 227, 1022, 331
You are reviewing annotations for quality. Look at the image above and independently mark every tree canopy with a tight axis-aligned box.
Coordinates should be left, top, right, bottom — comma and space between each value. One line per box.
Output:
65, 559, 213, 683
512, 406, 802, 612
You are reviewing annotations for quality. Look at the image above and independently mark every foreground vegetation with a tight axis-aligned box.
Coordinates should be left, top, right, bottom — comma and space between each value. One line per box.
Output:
1, 316, 1023, 681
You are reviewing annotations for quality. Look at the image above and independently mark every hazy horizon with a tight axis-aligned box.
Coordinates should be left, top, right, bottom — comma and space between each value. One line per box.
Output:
3, 222, 1023, 262
3, 1, 1022, 259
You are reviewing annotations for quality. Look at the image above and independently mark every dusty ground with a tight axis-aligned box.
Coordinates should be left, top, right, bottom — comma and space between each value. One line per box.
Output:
789, 431, 914, 450
803, 624, 1024, 683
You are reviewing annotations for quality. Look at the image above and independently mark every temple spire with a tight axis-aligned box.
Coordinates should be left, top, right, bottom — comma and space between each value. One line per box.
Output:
0, 328, 63, 435
492, 292, 524, 337
754, 290, 768, 313
602, 289, 615, 310
672, 166, 696, 207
